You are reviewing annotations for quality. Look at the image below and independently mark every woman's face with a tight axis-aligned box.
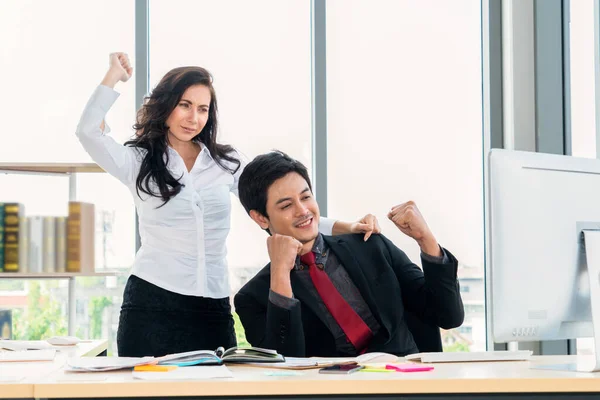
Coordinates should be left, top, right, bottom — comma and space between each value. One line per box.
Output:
166, 84, 211, 146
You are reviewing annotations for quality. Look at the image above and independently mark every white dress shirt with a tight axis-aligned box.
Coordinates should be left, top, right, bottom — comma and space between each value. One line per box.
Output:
76, 85, 335, 298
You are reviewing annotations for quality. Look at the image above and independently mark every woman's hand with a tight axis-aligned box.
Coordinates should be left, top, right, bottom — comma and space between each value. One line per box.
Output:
332, 214, 381, 241
101, 52, 133, 88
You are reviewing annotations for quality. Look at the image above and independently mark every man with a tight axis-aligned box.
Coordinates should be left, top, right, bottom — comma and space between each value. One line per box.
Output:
234, 151, 464, 357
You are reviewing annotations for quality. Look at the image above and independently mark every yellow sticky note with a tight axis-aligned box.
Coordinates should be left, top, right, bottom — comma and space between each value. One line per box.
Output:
134, 365, 178, 372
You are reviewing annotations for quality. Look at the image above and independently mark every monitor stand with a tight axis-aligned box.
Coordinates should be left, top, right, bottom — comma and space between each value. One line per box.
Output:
534, 230, 600, 372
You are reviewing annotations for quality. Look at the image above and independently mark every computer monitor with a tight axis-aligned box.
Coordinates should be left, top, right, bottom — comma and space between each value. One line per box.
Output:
488, 149, 600, 371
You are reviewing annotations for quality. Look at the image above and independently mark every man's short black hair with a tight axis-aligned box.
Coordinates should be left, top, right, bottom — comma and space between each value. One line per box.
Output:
238, 150, 313, 218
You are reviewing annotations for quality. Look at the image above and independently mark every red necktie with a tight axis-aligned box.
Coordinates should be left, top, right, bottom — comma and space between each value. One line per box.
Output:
300, 251, 373, 352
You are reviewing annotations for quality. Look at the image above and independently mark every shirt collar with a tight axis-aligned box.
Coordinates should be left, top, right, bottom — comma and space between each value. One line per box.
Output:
294, 234, 328, 270
166, 142, 213, 169
199, 143, 213, 160
312, 233, 326, 256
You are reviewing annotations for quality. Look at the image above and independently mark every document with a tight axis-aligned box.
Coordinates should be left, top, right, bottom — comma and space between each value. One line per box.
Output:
242, 352, 398, 370
65, 356, 156, 371
405, 350, 532, 363
0, 340, 54, 351
132, 365, 233, 380
0, 349, 56, 362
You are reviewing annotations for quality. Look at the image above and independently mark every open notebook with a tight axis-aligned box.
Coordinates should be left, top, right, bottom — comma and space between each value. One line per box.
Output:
157, 346, 285, 366
65, 346, 286, 372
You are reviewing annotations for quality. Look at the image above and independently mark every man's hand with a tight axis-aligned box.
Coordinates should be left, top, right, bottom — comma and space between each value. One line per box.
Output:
267, 234, 303, 298
387, 201, 441, 257
350, 214, 381, 241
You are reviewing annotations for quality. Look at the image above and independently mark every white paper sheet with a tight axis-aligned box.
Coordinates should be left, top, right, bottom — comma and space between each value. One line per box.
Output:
65, 356, 155, 371
0, 349, 56, 362
0, 340, 54, 351
133, 365, 233, 380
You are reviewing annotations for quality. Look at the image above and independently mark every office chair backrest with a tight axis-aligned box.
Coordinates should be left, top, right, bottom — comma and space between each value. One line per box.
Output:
404, 310, 443, 353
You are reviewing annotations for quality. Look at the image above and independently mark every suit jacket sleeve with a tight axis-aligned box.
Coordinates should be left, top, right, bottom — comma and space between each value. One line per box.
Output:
234, 272, 307, 357
380, 235, 464, 329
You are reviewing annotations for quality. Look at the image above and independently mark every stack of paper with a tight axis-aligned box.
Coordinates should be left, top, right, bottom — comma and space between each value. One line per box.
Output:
404, 350, 532, 363
133, 365, 233, 380
0, 349, 56, 362
0, 340, 54, 351
65, 356, 156, 372
241, 352, 398, 370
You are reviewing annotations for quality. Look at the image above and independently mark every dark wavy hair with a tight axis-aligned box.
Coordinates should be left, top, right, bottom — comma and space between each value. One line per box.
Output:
238, 151, 312, 219
124, 66, 240, 206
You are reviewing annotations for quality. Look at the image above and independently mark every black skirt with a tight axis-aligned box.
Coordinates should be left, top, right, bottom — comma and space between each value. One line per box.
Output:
117, 274, 237, 357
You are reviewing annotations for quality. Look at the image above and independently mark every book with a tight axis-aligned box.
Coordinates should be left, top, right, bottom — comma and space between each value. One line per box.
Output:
0, 203, 4, 272
0, 309, 11, 339
43, 216, 56, 272
28, 216, 43, 274
3, 203, 24, 272
55, 217, 67, 273
67, 202, 95, 273
18, 216, 28, 273
157, 346, 285, 366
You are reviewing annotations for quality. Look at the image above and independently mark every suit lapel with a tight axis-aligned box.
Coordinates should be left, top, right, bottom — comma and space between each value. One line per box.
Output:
323, 236, 392, 343
289, 271, 329, 327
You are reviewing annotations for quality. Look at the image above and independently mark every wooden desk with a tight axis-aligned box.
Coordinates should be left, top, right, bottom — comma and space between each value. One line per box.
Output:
0, 340, 107, 399
29, 355, 600, 400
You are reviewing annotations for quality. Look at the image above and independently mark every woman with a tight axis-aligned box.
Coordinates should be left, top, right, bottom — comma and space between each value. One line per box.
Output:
76, 52, 380, 357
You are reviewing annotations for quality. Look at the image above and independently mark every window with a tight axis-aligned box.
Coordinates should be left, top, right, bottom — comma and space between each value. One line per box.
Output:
149, 0, 312, 345
569, 0, 597, 355
4, 1, 487, 353
0, 0, 135, 354
326, 0, 484, 351
569, 0, 597, 159
149, 0, 313, 293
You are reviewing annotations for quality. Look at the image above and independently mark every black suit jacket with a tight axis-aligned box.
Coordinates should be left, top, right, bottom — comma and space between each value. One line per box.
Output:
234, 234, 464, 357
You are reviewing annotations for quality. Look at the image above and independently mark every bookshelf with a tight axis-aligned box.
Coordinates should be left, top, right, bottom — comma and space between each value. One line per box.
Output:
0, 162, 122, 336
0, 163, 104, 174
1, 271, 119, 278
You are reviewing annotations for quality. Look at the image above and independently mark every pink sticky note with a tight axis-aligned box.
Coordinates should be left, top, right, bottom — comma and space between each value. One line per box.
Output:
386, 363, 434, 372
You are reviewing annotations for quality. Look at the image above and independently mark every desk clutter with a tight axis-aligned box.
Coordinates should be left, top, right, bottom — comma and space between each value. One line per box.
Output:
60, 350, 409, 380
0, 337, 85, 362
0, 342, 541, 386
4, 342, 600, 399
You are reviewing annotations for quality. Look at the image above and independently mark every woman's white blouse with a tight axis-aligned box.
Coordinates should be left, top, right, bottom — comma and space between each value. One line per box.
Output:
76, 85, 334, 298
